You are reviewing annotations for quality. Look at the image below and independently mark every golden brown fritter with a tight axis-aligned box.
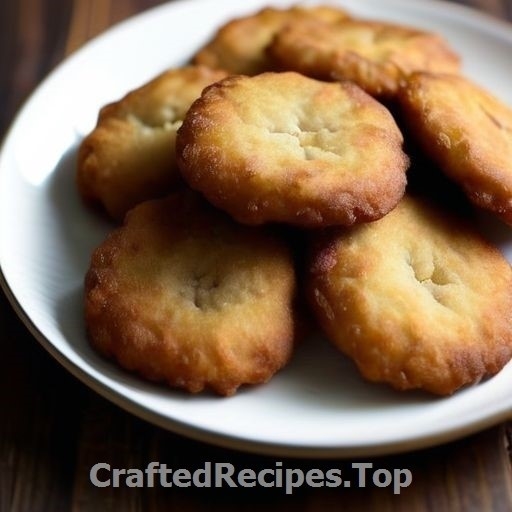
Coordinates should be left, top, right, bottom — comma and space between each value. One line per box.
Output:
398, 72, 512, 225
85, 193, 297, 395
77, 66, 228, 221
176, 72, 409, 227
269, 19, 460, 99
192, 5, 350, 75
307, 195, 512, 395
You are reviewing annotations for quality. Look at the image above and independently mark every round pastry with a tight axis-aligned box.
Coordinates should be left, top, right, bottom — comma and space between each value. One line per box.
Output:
85, 193, 297, 396
398, 71, 512, 225
176, 72, 409, 227
307, 195, 512, 395
269, 19, 460, 99
192, 5, 350, 75
77, 66, 228, 221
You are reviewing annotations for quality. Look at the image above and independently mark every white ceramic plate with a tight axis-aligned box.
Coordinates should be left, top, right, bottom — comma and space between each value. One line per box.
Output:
1, 0, 512, 458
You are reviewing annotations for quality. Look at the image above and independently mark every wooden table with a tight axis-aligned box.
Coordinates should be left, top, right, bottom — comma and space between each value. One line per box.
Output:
1, 0, 512, 510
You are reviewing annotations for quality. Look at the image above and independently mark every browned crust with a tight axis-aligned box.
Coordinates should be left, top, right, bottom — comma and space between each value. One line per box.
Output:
398, 72, 512, 225
269, 19, 461, 99
176, 72, 409, 228
307, 196, 512, 395
77, 66, 228, 221
192, 5, 350, 75
85, 193, 297, 395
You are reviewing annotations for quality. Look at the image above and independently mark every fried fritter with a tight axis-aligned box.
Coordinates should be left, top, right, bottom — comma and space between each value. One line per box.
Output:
398, 72, 512, 225
307, 195, 512, 395
176, 72, 409, 227
192, 5, 350, 75
77, 66, 228, 221
269, 19, 460, 99
85, 193, 297, 395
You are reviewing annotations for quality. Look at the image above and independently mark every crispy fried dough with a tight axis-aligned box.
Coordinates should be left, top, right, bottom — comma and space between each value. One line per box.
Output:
307, 195, 512, 395
176, 72, 409, 227
269, 19, 460, 99
77, 66, 228, 221
192, 5, 350, 75
85, 193, 296, 395
398, 72, 512, 225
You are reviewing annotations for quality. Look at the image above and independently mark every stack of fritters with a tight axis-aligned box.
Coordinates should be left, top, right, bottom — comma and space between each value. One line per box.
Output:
78, 4, 512, 397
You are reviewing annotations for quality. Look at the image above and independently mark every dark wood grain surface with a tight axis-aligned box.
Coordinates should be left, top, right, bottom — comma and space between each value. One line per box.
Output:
1, 1, 512, 510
